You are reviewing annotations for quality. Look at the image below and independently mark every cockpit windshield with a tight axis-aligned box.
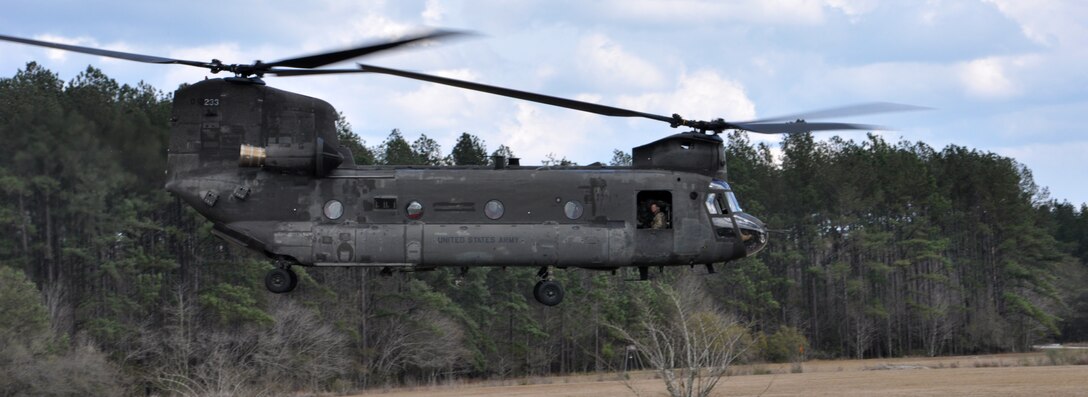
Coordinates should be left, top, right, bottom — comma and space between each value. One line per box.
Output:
726, 191, 742, 213
709, 179, 743, 213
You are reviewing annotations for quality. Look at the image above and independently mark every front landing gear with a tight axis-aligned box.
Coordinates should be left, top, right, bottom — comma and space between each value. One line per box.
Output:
265, 266, 298, 293
533, 267, 564, 306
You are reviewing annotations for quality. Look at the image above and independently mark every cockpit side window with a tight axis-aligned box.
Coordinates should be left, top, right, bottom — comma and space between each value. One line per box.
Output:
700, 191, 718, 213
705, 192, 734, 238
705, 193, 722, 215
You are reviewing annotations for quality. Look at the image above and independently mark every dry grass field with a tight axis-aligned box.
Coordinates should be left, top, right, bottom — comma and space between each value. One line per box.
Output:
351, 352, 1088, 396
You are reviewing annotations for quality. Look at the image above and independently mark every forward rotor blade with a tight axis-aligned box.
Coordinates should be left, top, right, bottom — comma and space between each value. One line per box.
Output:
357, 63, 676, 124
734, 121, 883, 134
0, 33, 210, 68
269, 30, 469, 69
268, 68, 369, 76
741, 102, 928, 124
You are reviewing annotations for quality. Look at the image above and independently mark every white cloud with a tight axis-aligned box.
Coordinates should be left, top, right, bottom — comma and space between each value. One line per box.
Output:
534, 64, 557, 81
617, 69, 756, 122
422, 0, 445, 25
984, 0, 1088, 48
976, 1, 1088, 111
390, 68, 503, 131
752, 0, 828, 24
824, 0, 878, 20
600, 0, 828, 25
575, 34, 665, 90
787, 50, 1062, 108
843, 62, 949, 95
596, 0, 881, 25
270, 1, 429, 53
826, 0, 879, 16
958, 57, 1016, 99
498, 102, 601, 164
349, 14, 417, 41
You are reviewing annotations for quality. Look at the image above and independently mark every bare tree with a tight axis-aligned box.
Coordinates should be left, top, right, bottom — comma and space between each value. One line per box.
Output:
850, 308, 877, 359
257, 300, 350, 391
145, 288, 351, 396
40, 280, 71, 337
157, 331, 263, 397
612, 276, 752, 397
151, 287, 264, 397
365, 308, 469, 386
920, 285, 958, 357
405, 312, 471, 385
2, 340, 123, 396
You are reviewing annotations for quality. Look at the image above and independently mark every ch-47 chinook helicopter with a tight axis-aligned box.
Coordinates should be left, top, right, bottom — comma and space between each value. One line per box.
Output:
1, 31, 921, 306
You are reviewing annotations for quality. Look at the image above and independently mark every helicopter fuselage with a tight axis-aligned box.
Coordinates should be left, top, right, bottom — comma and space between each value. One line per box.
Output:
167, 165, 766, 270
164, 78, 766, 273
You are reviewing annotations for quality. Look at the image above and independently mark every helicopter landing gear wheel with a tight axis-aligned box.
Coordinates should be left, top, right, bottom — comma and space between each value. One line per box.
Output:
265, 267, 298, 293
533, 279, 564, 306
287, 267, 298, 290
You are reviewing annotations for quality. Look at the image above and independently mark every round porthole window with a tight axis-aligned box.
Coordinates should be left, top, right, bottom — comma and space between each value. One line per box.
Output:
564, 200, 583, 220
323, 200, 344, 220
406, 200, 424, 220
485, 200, 505, 220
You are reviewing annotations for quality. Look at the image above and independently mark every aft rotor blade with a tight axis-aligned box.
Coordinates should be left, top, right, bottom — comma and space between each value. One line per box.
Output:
734, 121, 884, 134
357, 63, 677, 124
269, 30, 469, 69
0, 33, 210, 68
741, 102, 928, 124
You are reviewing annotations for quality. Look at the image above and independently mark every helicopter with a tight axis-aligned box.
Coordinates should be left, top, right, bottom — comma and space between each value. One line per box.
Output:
0, 31, 921, 306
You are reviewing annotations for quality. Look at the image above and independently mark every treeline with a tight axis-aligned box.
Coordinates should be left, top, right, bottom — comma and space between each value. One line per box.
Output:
722, 131, 1088, 357
1, 63, 1086, 395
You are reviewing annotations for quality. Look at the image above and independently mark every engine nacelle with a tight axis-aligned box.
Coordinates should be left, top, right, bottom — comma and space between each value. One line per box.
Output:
239, 137, 343, 177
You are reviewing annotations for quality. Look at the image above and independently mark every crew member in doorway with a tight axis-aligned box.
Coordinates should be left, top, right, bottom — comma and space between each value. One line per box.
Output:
650, 202, 666, 229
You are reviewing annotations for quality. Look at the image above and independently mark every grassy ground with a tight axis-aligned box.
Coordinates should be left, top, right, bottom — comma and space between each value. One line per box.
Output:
349, 351, 1088, 396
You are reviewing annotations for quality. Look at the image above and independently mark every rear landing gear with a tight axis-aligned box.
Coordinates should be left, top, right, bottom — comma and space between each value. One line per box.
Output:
265, 265, 298, 293
533, 267, 564, 306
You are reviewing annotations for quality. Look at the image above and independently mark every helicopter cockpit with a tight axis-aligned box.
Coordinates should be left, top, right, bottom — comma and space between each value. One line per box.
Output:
706, 180, 768, 255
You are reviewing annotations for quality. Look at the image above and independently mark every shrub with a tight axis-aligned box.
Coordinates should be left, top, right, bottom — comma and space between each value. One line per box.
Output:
0, 266, 123, 396
761, 327, 808, 363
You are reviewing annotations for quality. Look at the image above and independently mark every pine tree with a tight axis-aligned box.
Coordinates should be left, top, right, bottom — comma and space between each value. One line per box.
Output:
450, 132, 488, 165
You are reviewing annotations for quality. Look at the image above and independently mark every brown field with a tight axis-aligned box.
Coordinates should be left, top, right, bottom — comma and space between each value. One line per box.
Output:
350, 352, 1088, 396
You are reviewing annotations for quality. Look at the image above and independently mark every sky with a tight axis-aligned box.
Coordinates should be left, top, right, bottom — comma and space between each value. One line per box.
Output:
1, 0, 1086, 205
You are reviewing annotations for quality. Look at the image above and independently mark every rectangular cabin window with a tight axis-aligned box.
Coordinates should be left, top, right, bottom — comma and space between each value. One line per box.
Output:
374, 197, 397, 210
637, 190, 672, 229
